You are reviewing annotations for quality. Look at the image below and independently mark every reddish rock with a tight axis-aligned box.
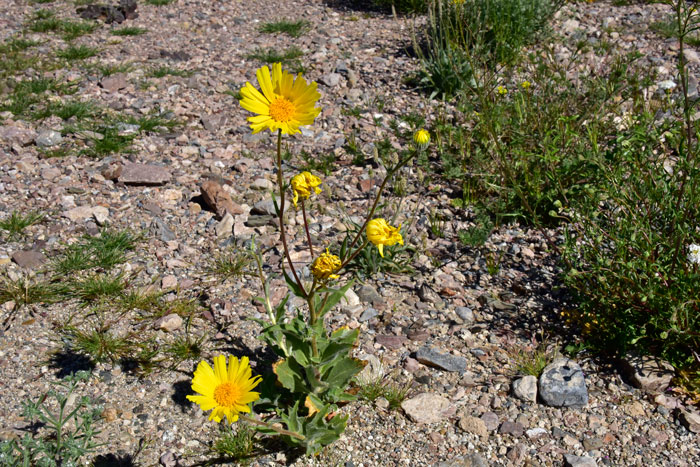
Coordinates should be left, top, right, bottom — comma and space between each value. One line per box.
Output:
118, 163, 171, 186
200, 180, 241, 218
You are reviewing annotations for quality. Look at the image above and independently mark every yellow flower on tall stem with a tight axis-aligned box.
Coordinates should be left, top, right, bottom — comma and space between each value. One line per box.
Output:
366, 218, 403, 257
187, 355, 262, 423
291, 171, 322, 208
413, 129, 430, 149
311, 249, 342, 281
239, 63, 321, 135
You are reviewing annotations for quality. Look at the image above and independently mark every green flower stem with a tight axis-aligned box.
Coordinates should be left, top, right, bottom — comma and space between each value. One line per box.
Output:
274, 129, 307, 298
339, 239, 370, 271
240, 414, 305, 440
300, 198, 315, 258
343, 150, 419, 260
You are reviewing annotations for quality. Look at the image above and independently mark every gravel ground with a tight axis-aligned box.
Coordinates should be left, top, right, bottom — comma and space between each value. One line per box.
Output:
1, 0, 699, 466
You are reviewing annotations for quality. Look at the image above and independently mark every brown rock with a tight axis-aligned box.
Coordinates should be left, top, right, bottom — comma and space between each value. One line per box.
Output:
0, 125, 37, 147
678, 409, 700, 433
458, 413, 488, 438
118, 163, 171, 186
401, 393, 455, 424
100, 73, 128, 92
620, 353, 675, 393
102, 407, 118, 422
201, 112, 228, 131
101, 163, 123, 181
11, 250, 46, 269
375, 334, 407, 350
200, 180, 240, 218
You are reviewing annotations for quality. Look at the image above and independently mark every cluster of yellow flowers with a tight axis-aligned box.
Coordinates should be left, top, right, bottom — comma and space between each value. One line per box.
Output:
188, 63, 425, 425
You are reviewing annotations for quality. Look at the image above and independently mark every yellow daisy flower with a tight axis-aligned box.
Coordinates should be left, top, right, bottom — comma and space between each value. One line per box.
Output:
290, 171, 322, 207
311, 248, 342, 280
413, 129, 430, 149
239, 63, 321, 135
186, 355, 262, 423
366, 218, 403, 258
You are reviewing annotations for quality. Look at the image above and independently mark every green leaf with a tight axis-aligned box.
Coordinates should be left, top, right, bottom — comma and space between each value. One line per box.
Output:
322, 356, 365, 389
273, 358, 309, 394
283, 268, 305, 298
316, 280, 355, 319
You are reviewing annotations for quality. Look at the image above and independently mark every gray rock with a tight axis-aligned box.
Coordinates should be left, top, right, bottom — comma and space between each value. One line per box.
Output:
512, 375, 538, 402
320, 72, 342, 87
250, 178, 273, 190
251, 199, 277, 216
416, 346, 467, 373
418, 283, 442, 304
539, 358, 588, 408
35, 130, 63, 148
200, 112, 228, 131
151, 217, 176, 242
400, 392, 454, 424
620, 353, 675, 393
245, 214, 274, 227
678, 409, 700, 434
11, 250, 46, 269
119, 163, 171, 185
356, 284, 381, 304
436, 453, 487, 467
64, 206, 101, 223
526, 427, 548, 439
564, 454, 597, 467
359, 307, 378, 322
342, 288, 360, 307
455, 306, 474, 323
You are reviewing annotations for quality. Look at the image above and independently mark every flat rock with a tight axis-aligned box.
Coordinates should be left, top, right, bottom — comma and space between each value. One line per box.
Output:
100, 73, 128, 92
564, 454, 597, 467
499, 420, 524, 437
250, 178, 273, 190
416, 346, 467, 373
678, 409, 700, 433
64, 206, 108, 223
342, 288, 360, 307
401, 392, 455, 424
375, 334, 406, 350
200, 180, 240, 218
512, 375, 538, 402
118, 163, 171, 186
480, 412, 499, 431
435, 453, 487, 467
11, 250, 46, 269
151, 217, 176, 242
538, 358, 588, 408
215, 213, 234, 238
201, 112, 228, 131
455, 306, 474, 323
620, 353, 675, 393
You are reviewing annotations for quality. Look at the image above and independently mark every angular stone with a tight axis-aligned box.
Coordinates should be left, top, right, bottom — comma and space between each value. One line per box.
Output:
342, 288, 360, 307
401, 393, 454, 424
118, 163, 171, 185
250, 178, 273, 190
678, 409, 700, 433
11, 250, 46, 269
564, 454, 597, 467
215, 213, 234, 238
480, 412, 499, 431
151, 217, 176, 242
512, 375, 538, 402
64, 206, 103, 223
435, 453, 487, 467
359, 307, 378, 322
0, 125, 37, 146
200, 180, 240, 218
620, 353, 675, 393
526, 428, 548, 439
357, 284, 382, 304
538, 358, 588, 408
506, 444, 527, 464
35, 130, 63, 148
499, 420, 524, 437
155, 314, 182, 332
251, 199, 277, 216
416, 346, 467, 373
375, 334, 407, 350
623, 401, 645, 417
245, 214, 274, 227
458, 413, 488, 438
455, 306, 474, 323
201, 112, 228, 131
92, 206, 109, 226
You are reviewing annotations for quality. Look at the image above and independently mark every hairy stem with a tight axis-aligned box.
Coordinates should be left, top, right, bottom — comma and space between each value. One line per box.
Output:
240, 414, 305, 440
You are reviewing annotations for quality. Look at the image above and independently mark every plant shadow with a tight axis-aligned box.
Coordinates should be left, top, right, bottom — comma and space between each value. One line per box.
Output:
48, 348, 96, 378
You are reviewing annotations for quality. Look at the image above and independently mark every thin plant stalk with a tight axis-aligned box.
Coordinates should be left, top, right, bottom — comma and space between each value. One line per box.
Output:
239, 414, 305, 440
300, 198, 314, 258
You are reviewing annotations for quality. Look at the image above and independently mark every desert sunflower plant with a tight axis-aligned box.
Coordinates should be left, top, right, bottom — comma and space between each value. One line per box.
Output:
187, 63, 428, 455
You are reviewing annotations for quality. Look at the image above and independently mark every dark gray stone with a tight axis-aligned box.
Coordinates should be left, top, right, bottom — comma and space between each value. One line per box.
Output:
416, 346, 467, 373
539, 358, 588, 408
11, 250, 46, 269
357, 284, 382, 304
358, 307, 378, 322
151, 217, 176, 242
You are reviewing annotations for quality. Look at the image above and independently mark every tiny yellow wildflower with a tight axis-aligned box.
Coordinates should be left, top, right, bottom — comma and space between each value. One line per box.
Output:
186, 355, 262, 424
413, 129, 430, 149
497, 85, 508, 96
311, 248, 342, 280
366, 218, 403, 258
521, 81, 531, 90
290, 171, 322, 207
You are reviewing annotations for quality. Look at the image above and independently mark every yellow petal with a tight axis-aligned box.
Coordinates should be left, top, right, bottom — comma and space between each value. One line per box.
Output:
377, 244, 384, 257
257, 66, 275, 102
213, 355, 228, 383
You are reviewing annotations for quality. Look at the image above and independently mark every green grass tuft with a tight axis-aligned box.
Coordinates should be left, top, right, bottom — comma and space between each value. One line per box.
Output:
57, 44, 99, 61
0, 211, 45, 239
110, 26, 147, 36
244, 46, 305, 72
259, 19, 311, 38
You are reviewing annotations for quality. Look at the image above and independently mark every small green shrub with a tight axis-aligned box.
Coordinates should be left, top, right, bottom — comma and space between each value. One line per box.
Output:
259, 19, 310, 38
0, 372, 102, 467
0, 210, 45, 239
110, 26, 147, 36
57, 44, 99, 61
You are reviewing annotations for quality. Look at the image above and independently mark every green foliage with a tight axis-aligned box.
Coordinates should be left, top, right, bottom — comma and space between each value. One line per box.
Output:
341, 223, 415, 276
457, 210, 493, 247
147, 66, 191, 78
28, 11, 99, 41
562, 113, 700, 371
96, 61, 134, 76
61, 326, 135, 363
245, 47, 305, 73
0, 275, 59, 310
650, 15, 700, 47
0, 210, 45, 240
513, 341, 556, 377
259, 19, 311, 38
296, 149, 337, 176
212, 424, 255, 462
64, 273, 126, 303
52, 230, 138, 274
207, 247, 251, 281
57, 44, 99, 61
372, 0, 427, 14
0, 372, 102, 467
110, 26, 147, 36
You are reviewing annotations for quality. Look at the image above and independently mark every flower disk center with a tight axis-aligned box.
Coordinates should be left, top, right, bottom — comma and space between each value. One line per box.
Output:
213, 382, 241, 408
269, 97, 296, 122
